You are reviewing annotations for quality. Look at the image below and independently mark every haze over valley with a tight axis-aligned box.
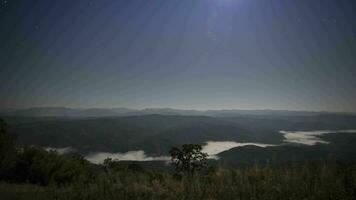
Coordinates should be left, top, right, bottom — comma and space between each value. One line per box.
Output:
3, 108, 356, 166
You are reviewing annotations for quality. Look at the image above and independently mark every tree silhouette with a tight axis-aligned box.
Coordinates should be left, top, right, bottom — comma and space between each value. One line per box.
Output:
0, 119, 15, 160
169, 144, 208, 176
0, 119, 17, 180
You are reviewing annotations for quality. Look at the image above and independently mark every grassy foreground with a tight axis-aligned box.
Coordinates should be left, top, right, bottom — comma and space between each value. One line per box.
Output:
1, 163, 356, 200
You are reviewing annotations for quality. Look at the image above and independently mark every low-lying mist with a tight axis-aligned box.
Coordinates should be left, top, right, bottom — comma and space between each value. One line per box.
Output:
45, 147, 75, 154
85, 151, 170, 164
44, 129, 356, 164
280, 130, 356, 145
202, 141, 275, 159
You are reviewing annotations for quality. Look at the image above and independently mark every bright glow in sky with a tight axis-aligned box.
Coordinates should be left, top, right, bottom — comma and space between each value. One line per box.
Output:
1, 0, 356, 111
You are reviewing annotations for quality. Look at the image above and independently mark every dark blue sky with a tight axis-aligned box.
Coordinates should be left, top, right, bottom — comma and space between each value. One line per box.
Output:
1, 0, 356, 111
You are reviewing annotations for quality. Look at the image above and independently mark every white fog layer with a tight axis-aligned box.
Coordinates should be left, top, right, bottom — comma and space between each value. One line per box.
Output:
83, 142, 276, 164
280, 130, 356, 145
202, 141, 276, 159
45, 147, 75, 154
45, 130, 356, 164
85, 151, 170, 164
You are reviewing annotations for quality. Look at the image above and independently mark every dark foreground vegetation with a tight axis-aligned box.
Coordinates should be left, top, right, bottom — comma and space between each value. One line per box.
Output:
1, 162, 356, 200
1, 119, 356, 200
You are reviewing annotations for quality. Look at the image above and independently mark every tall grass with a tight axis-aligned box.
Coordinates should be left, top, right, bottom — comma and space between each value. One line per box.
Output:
1, 162, 356, 200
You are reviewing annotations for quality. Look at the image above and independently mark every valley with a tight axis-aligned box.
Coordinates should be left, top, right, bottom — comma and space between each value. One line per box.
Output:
3, 110, 356, 166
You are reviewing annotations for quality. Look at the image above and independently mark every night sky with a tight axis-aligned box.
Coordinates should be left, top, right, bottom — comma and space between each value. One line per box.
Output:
1, 0, 356, 111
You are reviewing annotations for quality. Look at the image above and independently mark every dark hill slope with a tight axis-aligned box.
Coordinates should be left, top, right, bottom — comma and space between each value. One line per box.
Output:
7, 115, 251, 154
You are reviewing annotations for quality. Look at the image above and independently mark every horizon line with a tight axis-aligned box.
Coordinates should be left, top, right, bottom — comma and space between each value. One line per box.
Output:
1, 106, 356, 114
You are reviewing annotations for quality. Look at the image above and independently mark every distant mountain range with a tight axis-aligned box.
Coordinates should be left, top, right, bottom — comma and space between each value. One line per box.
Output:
1, 107, 354, 118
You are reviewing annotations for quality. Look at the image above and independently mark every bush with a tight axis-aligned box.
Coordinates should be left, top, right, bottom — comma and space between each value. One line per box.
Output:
1, 146, 95, 186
